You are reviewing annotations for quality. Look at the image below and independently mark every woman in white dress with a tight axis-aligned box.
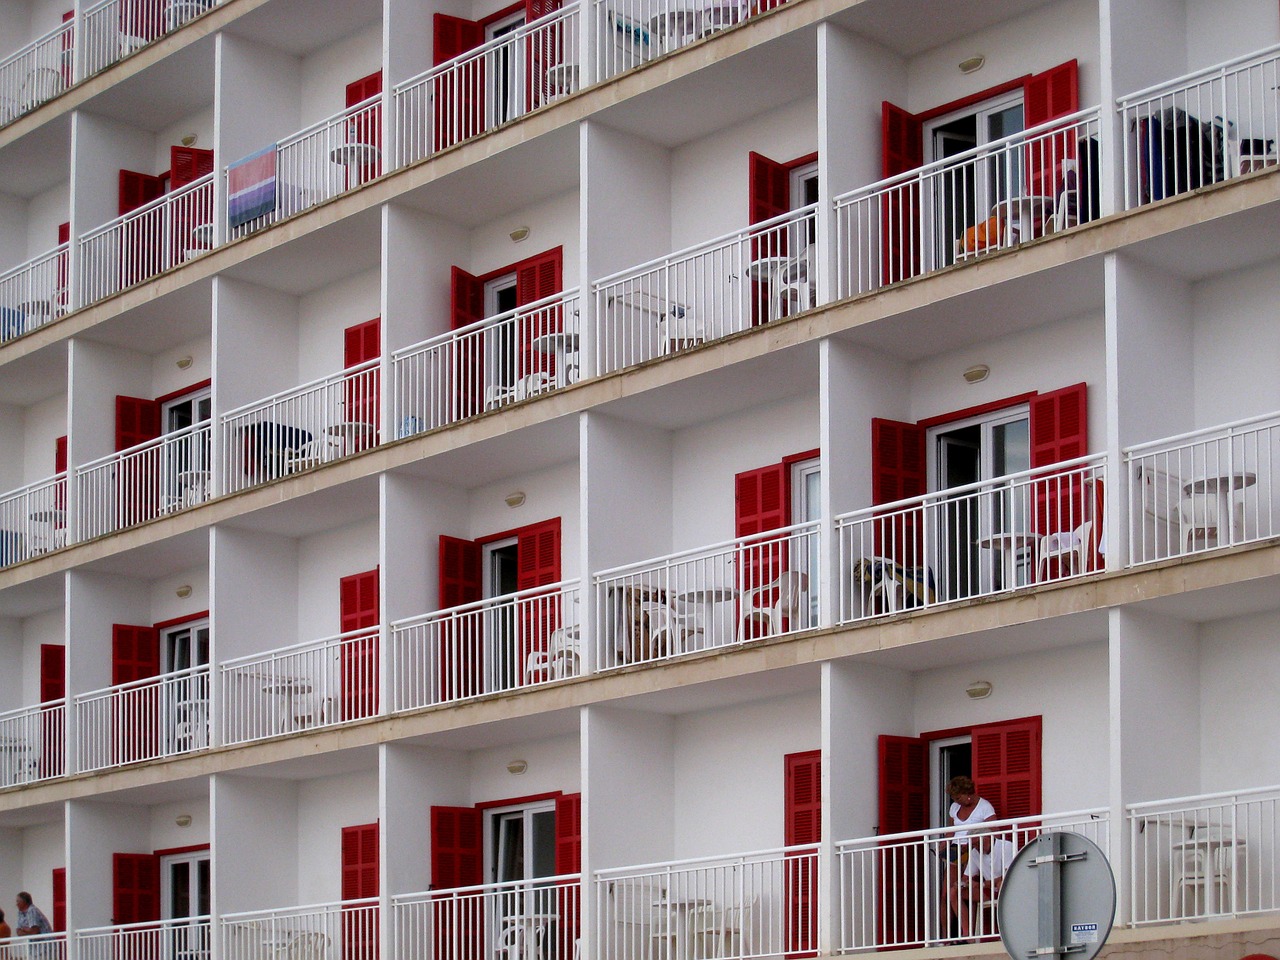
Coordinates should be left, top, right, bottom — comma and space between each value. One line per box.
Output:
944, 775, 996, 940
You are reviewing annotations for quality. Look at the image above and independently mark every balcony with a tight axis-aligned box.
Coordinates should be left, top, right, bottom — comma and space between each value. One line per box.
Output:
0, 244, 68, 343
836, 455, 1107, 623
391, 289, 582, 433
73, 664, 210, 772
0, 699, 65, 788
389, 579, 582, 712
0, 21, 73, 126
394, 875, 581, 960
223, 900, 376, 960
594, 206, 817, 374
219, 626, 378, 747
595, 844, 818, 960
592, 521, 818, 671
217, 360, 379, 496
0, 932, 68, 960
0, 472, 66, 565
78, 917, 209, 960
392, 3, 582, 167
82, 0, 218, 78
1119, 43, 1280, 210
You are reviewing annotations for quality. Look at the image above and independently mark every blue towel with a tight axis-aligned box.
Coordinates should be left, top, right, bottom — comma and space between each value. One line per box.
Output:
0, 308, 25, 341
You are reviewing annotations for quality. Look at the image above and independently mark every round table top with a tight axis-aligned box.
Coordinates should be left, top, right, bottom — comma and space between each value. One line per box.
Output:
262, 681, 313, 695
976, 531, 1040, 549
330, 143, 381, 165
746, 256, 793, 281
531, 331, 580, 354
190, 223, 214, 242
677, 587, 737, 603
326, 421, 375, 438
648, 7, 701, 31
994, 194, 1054, 212
1183, 472, 1258, 495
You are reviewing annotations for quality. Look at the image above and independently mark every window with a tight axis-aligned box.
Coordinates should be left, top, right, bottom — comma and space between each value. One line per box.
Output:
160, 618, 210, 754
486, 12, 526, 125
161, 850, 210, 921
159, 384, 212, 508
791, 456, 821, 623
485, 274, 520, 394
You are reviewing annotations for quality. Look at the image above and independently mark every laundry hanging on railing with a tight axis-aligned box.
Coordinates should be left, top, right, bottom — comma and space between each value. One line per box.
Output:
227, 144, 278, 229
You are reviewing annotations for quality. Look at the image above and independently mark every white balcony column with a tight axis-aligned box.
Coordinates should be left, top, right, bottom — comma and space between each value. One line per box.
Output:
575, 706, 593, 960
576, 126, 596, 383
211, 33, 228, 249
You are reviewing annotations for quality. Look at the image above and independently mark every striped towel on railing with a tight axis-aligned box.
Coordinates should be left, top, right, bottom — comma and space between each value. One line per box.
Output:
227, 144, 277, 229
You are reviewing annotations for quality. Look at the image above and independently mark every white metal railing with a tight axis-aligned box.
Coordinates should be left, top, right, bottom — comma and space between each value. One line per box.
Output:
218, 359, 379, 495
836, 809, 1108, 952
0, 931, 69, 960
219, 626, 379, 746
1127, 410, 1280, 567
0, 472, 68, 566
595, 205, 818, 374
223, 900, 376, 960
0, 19, 72, 125
394, 874, 580, 960
392, 289, 580, 432
596, 844, 819, 960
78, 917, 209, 960
0, 244, 68, 341
74, 421, 212, 541
82, 0, 217, 76
593, 520, 819, 671
833, 109, 1101, 299
78, 173, 214, 306
836, 454, 1106, 623
74, 664, 210, 772
1120, 43, 1280, 209
394, 4, 580, 166
1129, 784, 1280, 925
593, 0, 785, 80
0, 699, 65, 787
390, 579, 581, 711
227, 95, 381, 239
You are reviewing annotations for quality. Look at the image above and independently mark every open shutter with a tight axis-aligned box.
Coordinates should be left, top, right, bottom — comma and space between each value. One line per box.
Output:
432, 15, 486, 148
431, 806, 484, 960
877, 735, 927, 948
115, 396, 162, 529
52, 867, 67, 932
53, 434, 67, 512
1023, 60, 1080, 201
112, 624, 159, 685
339, 568, 380, 721
870, 418, 927, 567
168, 147, 215, 264
749, 151, 791, 326
115, 396, 161, 452
119, 0, 161, 43
516, 519, 561, 685
343, 317, 381, 440
113, 852, 161, 924
118, 169, 165, 217
40, 644, 65, 702
515, 247, 564, 381
972, 717, 1042, 821
438, 536, 483, 701
735, 463, 789, 613
880, 102, 924, 286
451, 266, 485, 418
1030, 382, 1088, 544
118, 170, 166, 289
40, 644, 66, 779
784, 750, 820, 959
344, 71, 383, 185
554, 792, 582, 958
60, 11, 74, 85
55, 222, 70, 311
111, 624, 160, 763
525, 0, 563, 108
341, 822, 379, 960
170, 147, 214, 189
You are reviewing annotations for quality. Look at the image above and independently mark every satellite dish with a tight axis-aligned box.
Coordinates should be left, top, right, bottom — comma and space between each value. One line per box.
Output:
998, 832, 1116, 960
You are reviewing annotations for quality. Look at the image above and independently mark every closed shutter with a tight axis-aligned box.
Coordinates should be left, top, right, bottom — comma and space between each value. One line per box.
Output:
748, 151, 791, 326
735, 463, 789, 611
438, 537, 483, 701
40, 644, 65, 779
112, 624, 160, 685
341, 822, 379, 960
1023, 60, 1080, 199
115, 396, 161, 452
784, 750, 820, 959
170, 147, 214, 188
525, 0, 563, 108
111, 624, 159, 765
972, 717, 1042, 822
880, 102, 924, 285
876, 735, 927, 947
516, 520, 562, 681
40, 644, 65, 702
515, 247, 564, 381
554, 792, 582, 958
1030, 383, 1088, 541
432, 15, 486, 148
430, 806, 484, 960
344, 71, 384, 186
451, 266, 485, 418
870, 418, 927, 564
51, 867, 66, 932
112, 852, 161, 924
343, 317, 381, 438
339, 569, 380, 721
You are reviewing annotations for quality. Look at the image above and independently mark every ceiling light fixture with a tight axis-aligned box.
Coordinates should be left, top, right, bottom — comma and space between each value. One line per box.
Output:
506, 759, 528, 775
180, 133, 198, 147
175, 814, 193, 827
176, 584, 193, 599
505, 491, 526, 508
509, 226, 531, 243
958, 56, 985, 75
963, 364, 990, 384
176, 355, 194, 370
966, 680, 993, 700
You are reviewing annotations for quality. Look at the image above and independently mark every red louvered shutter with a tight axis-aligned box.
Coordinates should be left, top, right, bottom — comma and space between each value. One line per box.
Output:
735, 463, 789, 605
51, 867, 66, 932
40, 644, 66, 779
438, 536, 483, 701
115, 396, 161, 452
451, 266, 486, 418
972, 717, 1042, 821
784, 750, 820, 959
1030, 382, 1088, 546
341, 822, 379, 960
40, 645, 65, 703
53, 434, 67, 513
169, 147, 214, 189
343, 317, 381, 443
880, 102, 924, 286
112, 852, 161, 924
1024, 60, 1080, 201
554, 792, 582, 958
119, 0, 161, 43
749, 151, 791, 326
877, 735, 927, 947
339, 568, 380, 721
118, 170, 165, 289
112, 624, 160, 686
516, 519, 561, 683
431, 806, 484, 959
515, 247, 564, 381
55, 222, 70, 312
168, 147, 215, 265
525, 0, 563, 109
432, 15, 486, 148
118, 170, 165, 217
111, 624, 160, 763
870, 418, 927, 565
114, 396, 162, 530
60, 12, 73, 85
344, 71, 383, 187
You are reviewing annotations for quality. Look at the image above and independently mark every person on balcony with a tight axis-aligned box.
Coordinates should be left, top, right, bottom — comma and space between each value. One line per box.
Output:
942, 776, 996, 937
951, 828, 1017, 941
13, 893, 51, 937
0, 908, 11, 939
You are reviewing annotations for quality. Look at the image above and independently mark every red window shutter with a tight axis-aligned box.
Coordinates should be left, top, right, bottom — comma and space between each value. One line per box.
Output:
111, 624, 159, 686
115, 396, 161, 452
1024, 60, 1079, 128
432, 15, 485, 147
51, 867, 67, 932
880, 102, 924, 286
54, 436, 67, 474
341, 822, 380, 899
437, 536, 483, 700
870, 418, 926, 562
344, 318, 382, 367
554, 792, 582, 874
344, 71, 384, 188
40, 645, 66, 703
343, 318, 382, 434
876, 735, 927, 947
972, 717, 1042, 821
526, 0, 562, 19
881, 102, 923, 179
112, 852, 161, 925
169, 147, 214, 189
450, 266, 486, 417
735, 463, 789, 593
433, 14, 484, 64
516, 518, 562, 590
57, 221, 70, 245
340, 568, 380, 632
514, 246, 564, 306
451, 266, 484, 331
118, 170, 165, 217
430, 806, 483, 888
346, 71, 383, 107
439, 537, 482, 608
748, 152, 790, 325
1030, 383, 1088, 538
55, 223, 69, 309
339, 569, 380, 721
784, 750, 820, 959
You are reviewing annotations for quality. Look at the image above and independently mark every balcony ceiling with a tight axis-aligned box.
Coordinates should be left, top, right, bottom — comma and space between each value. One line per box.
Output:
84, 36, 216, 131
617, 662, 821, 715
221, 206, 381, 296
0, 571, 63, 620
594, 29, 818, 148
80, 527, 208, 577
830, 0, 1057, 57
1137, 566, 1280, 624
0, 798, 63, 829
233, 743, 379, 780
0, 341, 67, 406
81, 774, 209, 806
1122, 194, 1280, 281
222, 474, 379, 538
396, 414, 579, 489
223, 0, 382, 58
415, 705, 580, 752
0, 113, 69, 199
78, 279, 212, 352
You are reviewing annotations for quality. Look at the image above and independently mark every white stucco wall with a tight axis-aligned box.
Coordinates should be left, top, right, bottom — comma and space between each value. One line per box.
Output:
298, 267, 381, 385
1198, 608, 1280, 792
296, 518, 380, 640
296, 769, 379, 905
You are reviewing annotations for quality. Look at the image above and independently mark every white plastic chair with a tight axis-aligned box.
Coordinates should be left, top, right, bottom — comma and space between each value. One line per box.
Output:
486, 371, 553, 409
525, 627, 582, 683
1036, 521, 1092, 581
1180, 492, 1241, 550
658, 305, 703, 354
739, 570, 809, 638
640, 600, 698, 658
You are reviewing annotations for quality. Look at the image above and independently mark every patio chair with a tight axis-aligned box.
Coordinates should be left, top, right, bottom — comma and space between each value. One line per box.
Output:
658, 305, 703, 354
283, 438, 336, 474
739, 570, 808, 638
485, 372, 553, 409
1180, 491, 1242, 551
285, 931, 329, 960
525, 626, 582, 683
1036, 520, 1093, 581
640, 599, 699, 658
